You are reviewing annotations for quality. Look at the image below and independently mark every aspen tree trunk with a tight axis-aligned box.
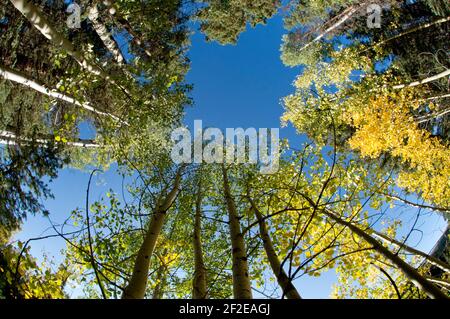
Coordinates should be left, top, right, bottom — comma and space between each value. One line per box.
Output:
151, 215, 181, 299
88, 4, 125, 64
371, 16, 450, 50
393, 69, 450, 89
222, 166, 252, 299
248, 197, 301, 299
322, 209, 448, 299
10, 0, 104, 76
297, 5, 358, 52
423, 93, 450, 101
427, 277, 450, 288
122, 168, 183, 299
151, 215, 182, 299
371, 230, 450, 274
0, 130, 99, 148
192, 174, 207, 299
9, 0, 130, 95
152, 260, 167, 299
0, 64, 124, 123
416, 106, 450, 124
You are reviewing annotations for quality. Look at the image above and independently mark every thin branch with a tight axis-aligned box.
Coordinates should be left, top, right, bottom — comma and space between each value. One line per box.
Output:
85, 169, 108, 299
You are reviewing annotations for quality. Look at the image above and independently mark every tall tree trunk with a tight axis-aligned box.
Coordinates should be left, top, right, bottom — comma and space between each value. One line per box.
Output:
393, 69, 450, 89
297, 5, 358, 52
321, 208, 448, 299
0, 64, 124, 123
416, 105, 450, 124
192, 173, 207, 299
248, 197, 301, 299
371, 230, 450, 274
426, 277, 450, 288
222, 166, 252, 299
152, 259, 167, 299
371, 16, 450, 51
0, 130, 99, 148
151, 216, 181, 299
88, 4, 125, 64
9, 0, 130, 96
122, 168, 183, 299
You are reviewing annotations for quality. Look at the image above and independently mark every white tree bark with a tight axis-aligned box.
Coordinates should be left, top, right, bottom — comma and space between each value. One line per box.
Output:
10, 0, 103, 75
248, 197, 301, 299
122, 168, 184, 299
9, 0, 130, 96
321, 208, 447, 299
372, 16, 450, 50
0, 130, 99, 148
416, 106, 450, 124
297, 6, 358, 53
88, 4, 125, 64
192, 175, 208, 299
222, 166, 253, 299
393, 69, 450, 89
0, 64, 124, 123
371, 230, 450, 274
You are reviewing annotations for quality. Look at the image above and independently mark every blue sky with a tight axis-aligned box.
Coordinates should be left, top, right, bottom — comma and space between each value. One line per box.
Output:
14, 13, 447, 298
184, 16, 299, 133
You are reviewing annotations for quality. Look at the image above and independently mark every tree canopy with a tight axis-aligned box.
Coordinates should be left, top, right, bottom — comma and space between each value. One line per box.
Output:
0, 0, 449, 300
